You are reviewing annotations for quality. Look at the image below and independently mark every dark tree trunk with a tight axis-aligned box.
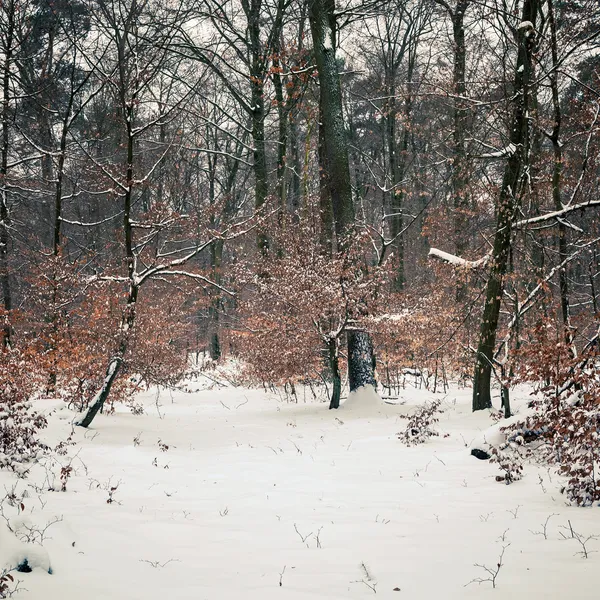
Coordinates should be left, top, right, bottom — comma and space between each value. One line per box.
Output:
548, 0, 572, 353
245, 0, 269, 252
79, 49, 139, 426
77, 356, 123, 428
327, 337, 342, 409
308, 0, 354, 244
388, 73, 413, 291
0, 5, 14, 348
289, 113, 301, 215
208, 238, 224, 361
451, 1, 470, 299
318, 105, 334, 253
472, 1, 538, 411
272, 41, 287, 213
347, 330, 377, 391
309, 0, 376, 398
46, 76, 78, 393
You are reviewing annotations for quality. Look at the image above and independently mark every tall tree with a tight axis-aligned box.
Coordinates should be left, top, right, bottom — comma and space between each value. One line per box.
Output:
0, 0, 18, 348
308, 0, 377, 407
472, 0, 539, 411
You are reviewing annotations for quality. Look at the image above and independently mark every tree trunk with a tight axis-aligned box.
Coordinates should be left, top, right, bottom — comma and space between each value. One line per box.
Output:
451, 1, 470, 301
245, 0, 269, 253
388, 63, 414, 291
347, 329, 377, 391
308, 0, 376, 397
289, 112, 301, 215
548, 0, 573, 354
0, 5, 14, 348
77, 357, 123, 428
272, 40, 287, 213
327, 337, 342, 409
308, 0, 354, 245
472, 3, 538, 411
208, 238, 224, 361
318, 105, 334, 252
79, 62, 139, 426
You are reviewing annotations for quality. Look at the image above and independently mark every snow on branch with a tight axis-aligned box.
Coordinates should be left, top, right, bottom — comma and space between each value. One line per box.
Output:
514, 199, 600, 229
428, 248, 488, 269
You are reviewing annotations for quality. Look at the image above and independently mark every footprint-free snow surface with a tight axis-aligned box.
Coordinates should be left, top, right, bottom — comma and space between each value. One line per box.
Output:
0, 381, 597, 599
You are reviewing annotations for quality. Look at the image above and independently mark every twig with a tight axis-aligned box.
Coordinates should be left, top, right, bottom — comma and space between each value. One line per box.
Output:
465, 544, 510, 589
293, 523, 312, 544
530, 514, 558, 540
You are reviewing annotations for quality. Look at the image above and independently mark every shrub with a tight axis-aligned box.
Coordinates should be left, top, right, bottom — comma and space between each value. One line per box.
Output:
511, 318, 600, 505
0, 350, 48, 473
490, 444, 523, 484
398, 398, 443, 445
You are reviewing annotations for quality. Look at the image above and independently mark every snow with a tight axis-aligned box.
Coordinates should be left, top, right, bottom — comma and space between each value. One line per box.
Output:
518, 21, 534, 30
341, 384, 383, 412
470, 411, 532, 454
0, 522, 52, 574
322, 21, 333, 51
0, 381, 598, 599
428, 248, 488, 268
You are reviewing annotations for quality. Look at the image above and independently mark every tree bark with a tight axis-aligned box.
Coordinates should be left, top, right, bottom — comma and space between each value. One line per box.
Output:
79, 24, 139, 426
347, 329, 377, 390
208, 238, 224, 361
0, 3, 14, 348
243, 0, 270, 253
472, 3, 538, 411
309, 0, 377, 399
327, 336, 342, 409
451, 1, 470, 285
548, 0, 573, 353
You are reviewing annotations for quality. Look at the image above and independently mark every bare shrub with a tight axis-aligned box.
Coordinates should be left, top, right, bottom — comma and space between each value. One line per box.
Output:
398, 399, 443, 445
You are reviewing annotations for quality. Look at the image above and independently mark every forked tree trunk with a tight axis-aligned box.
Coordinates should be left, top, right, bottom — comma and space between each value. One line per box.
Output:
78, 58, 139, 426
309, 0, 376, 401
472, 3, 538, 411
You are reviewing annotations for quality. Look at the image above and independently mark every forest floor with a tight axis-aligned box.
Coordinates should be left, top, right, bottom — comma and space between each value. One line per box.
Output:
0, 375, 597, 599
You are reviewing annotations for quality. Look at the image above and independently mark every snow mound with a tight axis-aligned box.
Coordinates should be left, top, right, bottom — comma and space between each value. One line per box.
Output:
341, 385, 383, 413
470, 412, 529, 455
0, 523, 52, 575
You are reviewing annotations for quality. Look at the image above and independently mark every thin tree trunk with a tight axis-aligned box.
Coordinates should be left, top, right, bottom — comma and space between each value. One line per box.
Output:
548, 0, 573, 354
472, 3, 538, 411
208, 238, 223, 361
289, 113, 301, 215
0, 4, 14, 348
272, 40, 287, 212
451, 1, 470, 301
389, 68, 413, 291
79, 33, 139, 426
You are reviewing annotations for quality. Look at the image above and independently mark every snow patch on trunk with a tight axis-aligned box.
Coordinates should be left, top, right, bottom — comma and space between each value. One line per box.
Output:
342, 384, 382, 412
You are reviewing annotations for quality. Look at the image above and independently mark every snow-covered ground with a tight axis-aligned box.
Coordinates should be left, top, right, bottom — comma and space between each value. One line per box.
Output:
0, 379, 597, 599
